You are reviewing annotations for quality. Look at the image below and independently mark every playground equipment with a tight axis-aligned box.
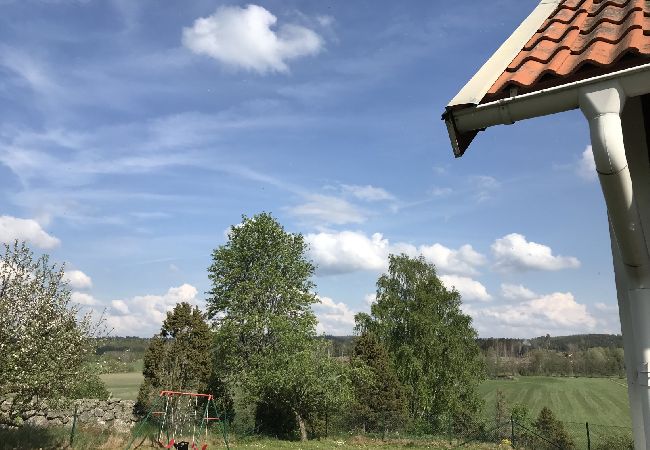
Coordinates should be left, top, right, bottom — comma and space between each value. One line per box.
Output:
124, 390, 230, 450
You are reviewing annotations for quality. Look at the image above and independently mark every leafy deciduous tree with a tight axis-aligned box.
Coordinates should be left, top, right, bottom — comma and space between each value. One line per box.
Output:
206, 213, 345, 440
356, 254, 485, 432
0, 241, 104, 425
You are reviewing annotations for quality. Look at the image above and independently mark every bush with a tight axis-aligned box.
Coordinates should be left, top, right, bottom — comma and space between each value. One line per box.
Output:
533, 407, 575, 450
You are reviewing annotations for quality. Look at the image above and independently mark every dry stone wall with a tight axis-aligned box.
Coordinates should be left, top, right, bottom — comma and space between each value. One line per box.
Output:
1, 399, 138, 431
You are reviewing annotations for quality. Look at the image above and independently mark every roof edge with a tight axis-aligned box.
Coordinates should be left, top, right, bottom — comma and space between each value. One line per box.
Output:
447, 0, 562, 108
446, 62, 650, 157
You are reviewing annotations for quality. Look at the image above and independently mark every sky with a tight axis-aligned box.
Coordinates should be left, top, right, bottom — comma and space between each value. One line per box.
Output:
0, 0, 621, 338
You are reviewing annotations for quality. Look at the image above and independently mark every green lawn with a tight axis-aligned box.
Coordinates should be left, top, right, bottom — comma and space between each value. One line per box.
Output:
99, 373, 632, 429
480, 376, 631, 427
100, 371, 143, 400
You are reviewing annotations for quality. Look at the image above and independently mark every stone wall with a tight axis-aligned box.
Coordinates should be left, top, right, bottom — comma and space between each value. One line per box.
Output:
2, 399, 138, 431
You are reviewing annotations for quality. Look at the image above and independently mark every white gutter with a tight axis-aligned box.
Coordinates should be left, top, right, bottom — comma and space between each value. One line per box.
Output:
448, 0, 561, 107
444, 63, 650, 156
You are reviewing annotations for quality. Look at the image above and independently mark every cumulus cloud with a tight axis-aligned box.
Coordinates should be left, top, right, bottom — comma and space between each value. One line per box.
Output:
500, 283, 536, 301
314, 295, 356, 335
104, 284, 200, 335
306, 230, 486, 276
288, 194, 366, 225
182, 4, 323, 73
419, 243, 487, 276
364, 293, 376, 305
63, 269, 93, 290
0, 215, 60, 249
71, 291, 98, 306
492, 233, 580, 272
576, 145, 596, 181
307, 231, 387, 274
466, 291, 597, 337
341, 184, 394, 202
440, 274, 492, 302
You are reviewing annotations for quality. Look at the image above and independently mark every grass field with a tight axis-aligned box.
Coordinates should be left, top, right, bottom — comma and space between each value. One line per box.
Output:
102, 373, 632, 428
480, 376, 631, 426
100, 371, 143, 400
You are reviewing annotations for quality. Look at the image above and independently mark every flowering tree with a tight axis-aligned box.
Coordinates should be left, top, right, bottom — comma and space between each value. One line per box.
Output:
0, 241, 103, 426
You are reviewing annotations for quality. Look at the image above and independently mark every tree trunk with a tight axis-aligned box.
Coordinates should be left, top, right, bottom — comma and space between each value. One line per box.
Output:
295, 411, 308, 441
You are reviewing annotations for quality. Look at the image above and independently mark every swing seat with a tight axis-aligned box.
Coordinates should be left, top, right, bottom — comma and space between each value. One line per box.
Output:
190, 442, 208, 450
158, 438, 175, 448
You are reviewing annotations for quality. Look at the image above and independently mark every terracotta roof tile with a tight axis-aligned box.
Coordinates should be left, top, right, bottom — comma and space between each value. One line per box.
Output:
483, 0, 650, 102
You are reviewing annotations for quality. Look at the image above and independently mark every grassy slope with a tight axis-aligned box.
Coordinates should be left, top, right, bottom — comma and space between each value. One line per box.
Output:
100, 372, 143, 400
480, 376, 631, 426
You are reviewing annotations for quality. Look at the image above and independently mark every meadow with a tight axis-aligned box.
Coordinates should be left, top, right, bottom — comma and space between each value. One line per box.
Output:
100, 372, 143, 400
102, 372, 632, 428
480, 376, 631, 426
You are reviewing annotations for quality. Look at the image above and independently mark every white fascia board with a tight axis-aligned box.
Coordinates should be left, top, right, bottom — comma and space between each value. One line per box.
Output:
452, 63, 650, 133
447, 0, 561, 108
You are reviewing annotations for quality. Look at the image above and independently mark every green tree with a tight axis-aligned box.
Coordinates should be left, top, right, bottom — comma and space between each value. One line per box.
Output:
207, 213, 343, 440
136, 302, 213, 412
356, 254, 485, 432
0, 241, 104, 425
534, 407, 575, 450
349, 332, 407, 434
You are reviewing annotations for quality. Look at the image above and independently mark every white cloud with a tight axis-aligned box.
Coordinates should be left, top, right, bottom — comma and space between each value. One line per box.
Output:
306, 230, 486, 276
314, 295, 356, 335
466, 292, 597, 337
104, 283, 200, 335
500, 283, 536, 301
182, 4, 323, 73
492, 233, 580, 272
63, 269, 93, 290
364, 293, 376, 305
419, 243, 487, 276
0, 215, 60, 249
594, 302, 618, 313
576, 145, 596, 181
440, 274, 492, 302
71, 291, 98, 306
341, 184, 394, 202
288, 194, 366, 225
111, 299, 130, 315
307, 231, 387, 274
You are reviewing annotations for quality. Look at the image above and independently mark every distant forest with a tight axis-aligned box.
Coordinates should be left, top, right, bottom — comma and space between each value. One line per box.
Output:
96, 333, 626, 379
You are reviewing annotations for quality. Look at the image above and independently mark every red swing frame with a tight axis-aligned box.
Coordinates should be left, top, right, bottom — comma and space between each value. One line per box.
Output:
154, 390, 221, 450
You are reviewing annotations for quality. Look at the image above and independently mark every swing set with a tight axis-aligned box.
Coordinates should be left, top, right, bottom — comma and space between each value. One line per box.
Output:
124, 390, 230, 450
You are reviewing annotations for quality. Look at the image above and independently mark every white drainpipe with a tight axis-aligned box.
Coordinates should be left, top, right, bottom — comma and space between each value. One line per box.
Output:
579, 81, 650, 449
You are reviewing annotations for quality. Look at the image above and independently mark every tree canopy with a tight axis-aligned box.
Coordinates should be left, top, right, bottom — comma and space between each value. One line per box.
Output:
207, 213, 344, 440
136, 302, 213, 412
355, 254, 485, 431
0, 241, 104, 425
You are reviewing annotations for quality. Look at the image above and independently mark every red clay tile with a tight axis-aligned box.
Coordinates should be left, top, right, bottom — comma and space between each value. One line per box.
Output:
483, 0, 650, 102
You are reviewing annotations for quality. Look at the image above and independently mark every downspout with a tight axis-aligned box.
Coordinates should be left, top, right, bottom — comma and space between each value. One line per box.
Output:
579, 81, 650, 448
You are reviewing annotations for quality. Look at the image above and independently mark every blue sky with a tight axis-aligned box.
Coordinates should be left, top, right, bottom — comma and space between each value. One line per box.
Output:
0, 0, 620, 337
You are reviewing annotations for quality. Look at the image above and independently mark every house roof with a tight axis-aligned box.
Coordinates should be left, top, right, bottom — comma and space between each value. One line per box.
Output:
444, 0, 650, 156
485, 0, 650, 102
